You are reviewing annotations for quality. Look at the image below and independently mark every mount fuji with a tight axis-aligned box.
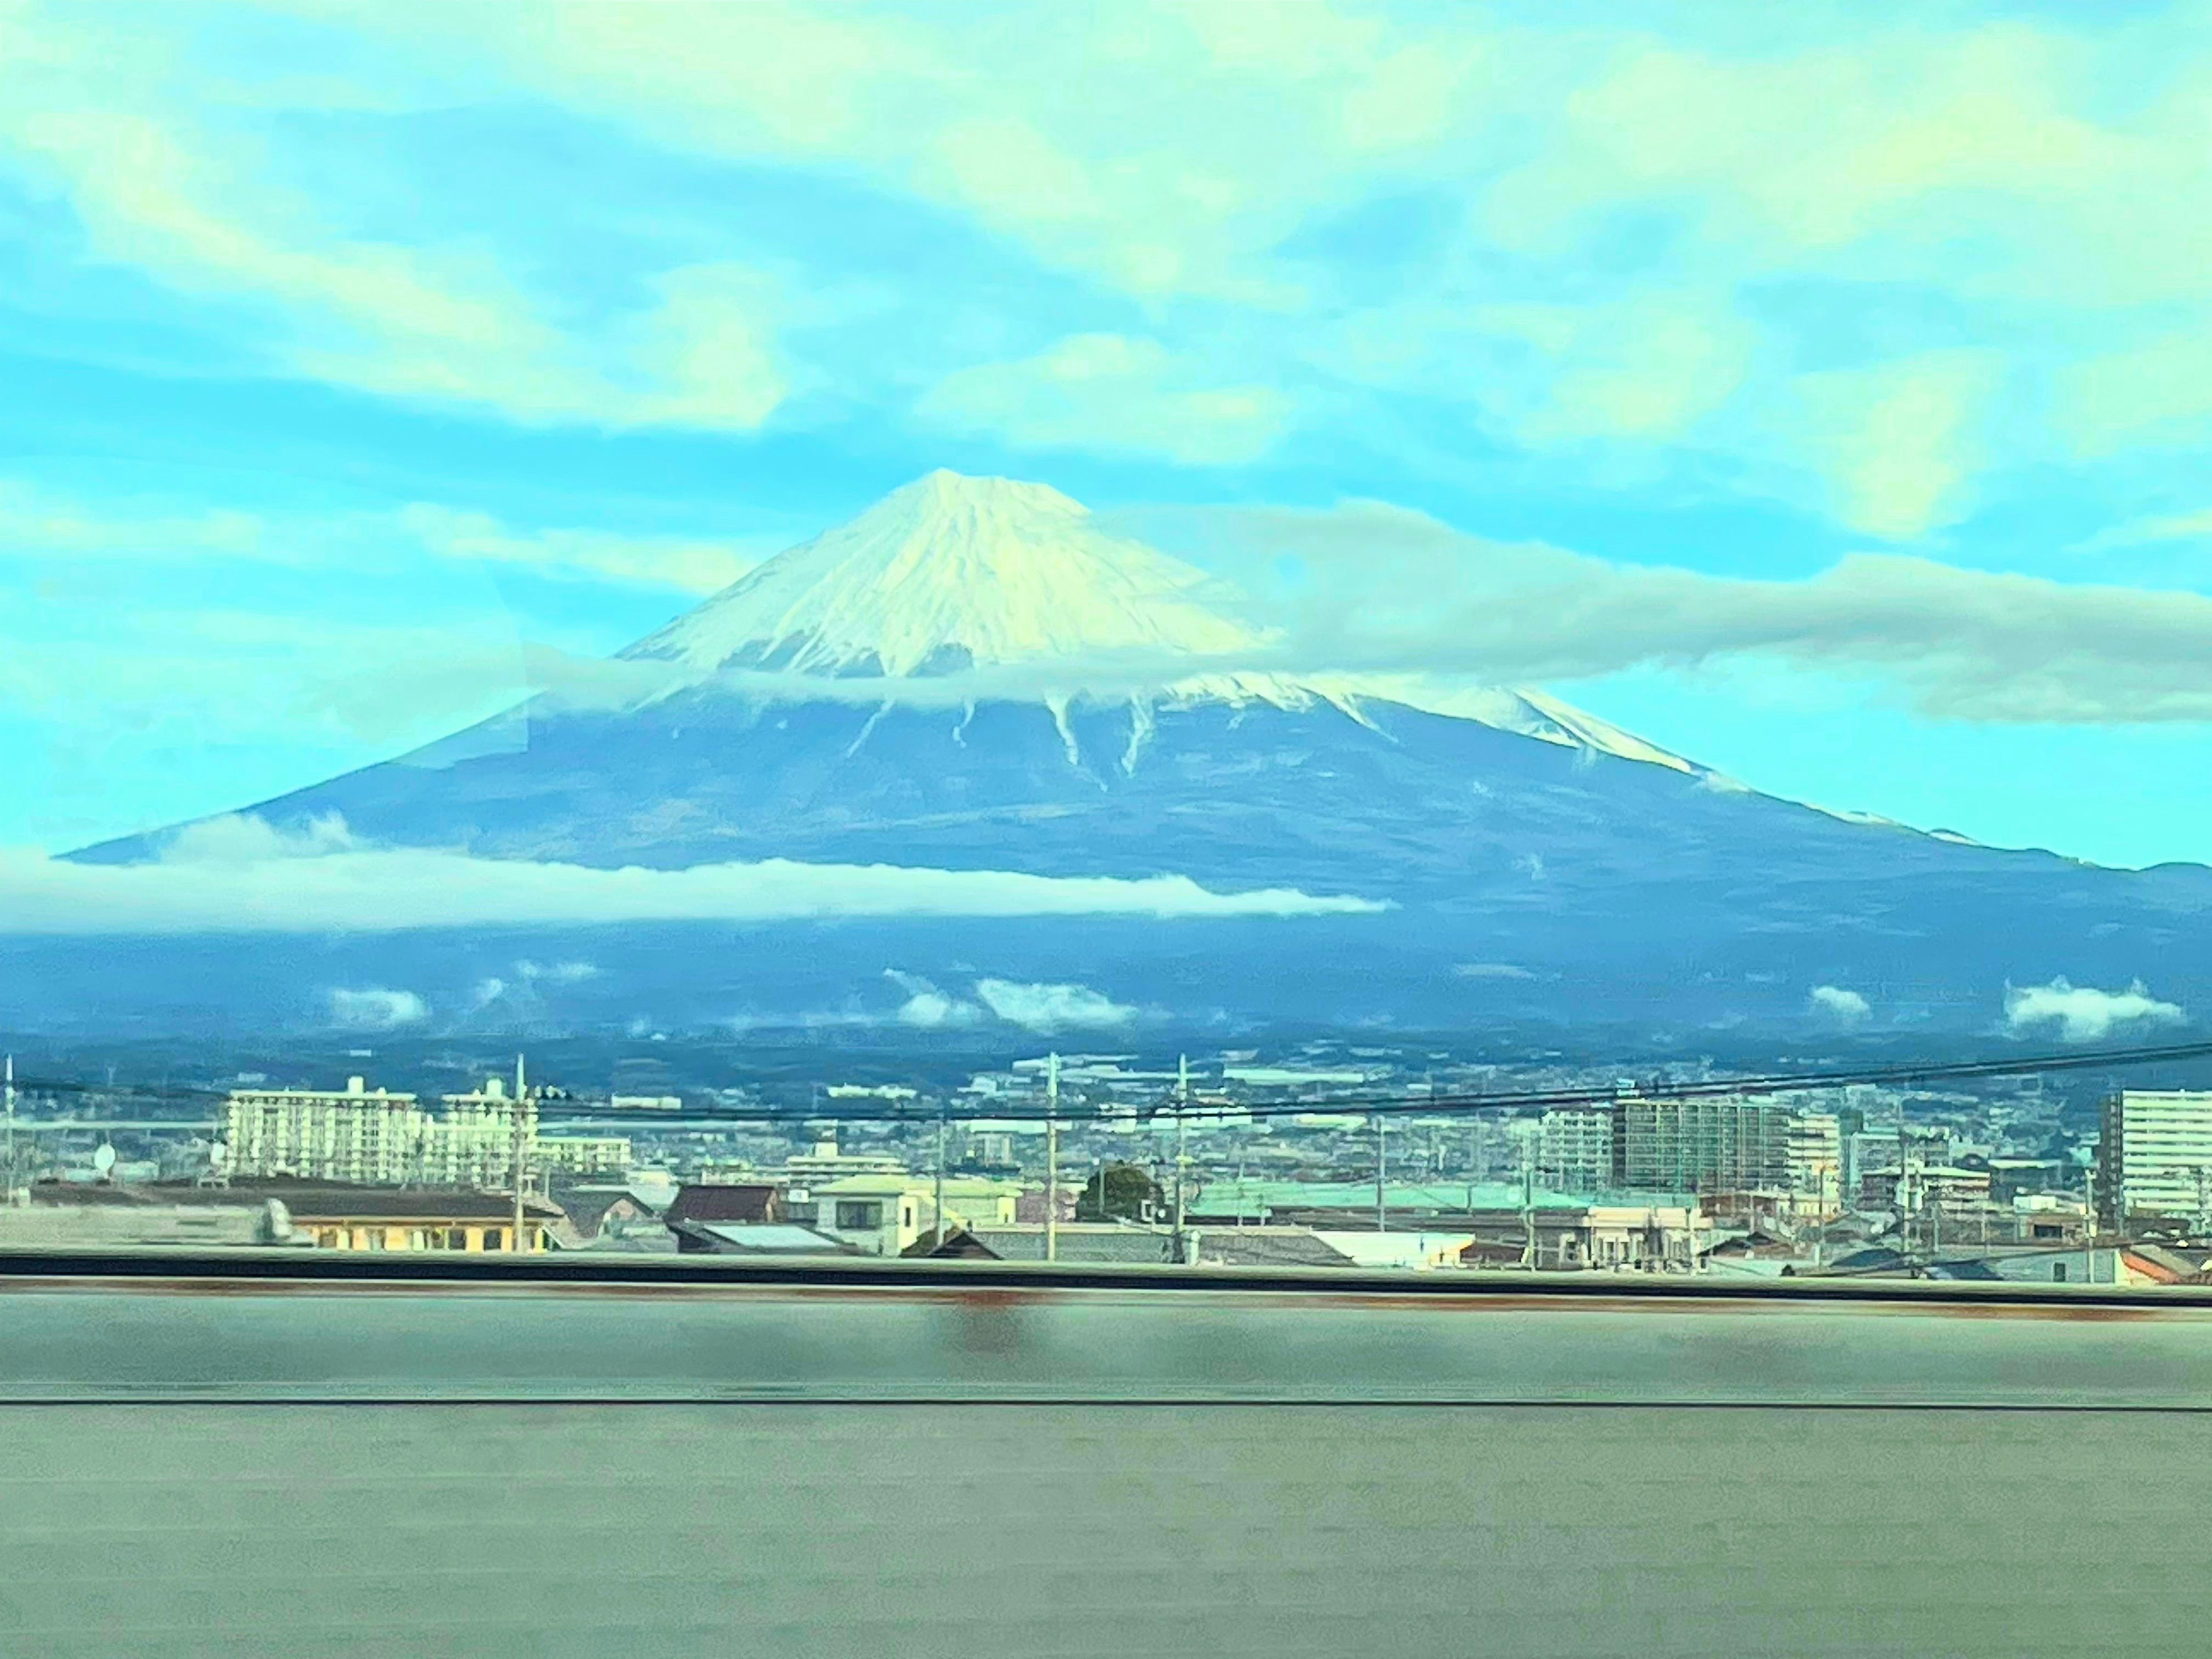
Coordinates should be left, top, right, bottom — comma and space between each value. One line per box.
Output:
34, 470, 2212, 1041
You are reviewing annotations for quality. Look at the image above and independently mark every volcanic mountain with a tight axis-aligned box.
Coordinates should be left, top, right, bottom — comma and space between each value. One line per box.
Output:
47, 470, 2212, 1040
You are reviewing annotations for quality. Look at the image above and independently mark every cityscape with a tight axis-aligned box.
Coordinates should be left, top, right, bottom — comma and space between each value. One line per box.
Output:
11, 1036, 2212, 1285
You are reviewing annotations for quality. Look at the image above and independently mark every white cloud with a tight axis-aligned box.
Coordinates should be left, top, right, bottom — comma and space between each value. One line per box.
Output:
1, 816, 1389, 934
921, 334, 1289, 465
326, 987, 429, 1029
9, 2, 2212, 518
974, 978, 1136, 1032
2003, 977, 2184, 1043
1809, 984, 1872, 1024
516, 959, 599, 984
0, 14, 795, 435
885, 971, 983, 1029
1453, 962, 1537, 981
1185, 501, 2212, 725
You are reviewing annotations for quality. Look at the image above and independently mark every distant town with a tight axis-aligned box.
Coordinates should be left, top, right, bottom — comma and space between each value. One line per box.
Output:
7, 1038, 2212, 1286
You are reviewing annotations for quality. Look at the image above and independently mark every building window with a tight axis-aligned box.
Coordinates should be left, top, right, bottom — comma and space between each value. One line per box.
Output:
447, 1230, 468, 1251
315, 1229, 339, 1249
2053, 1262, 2068, 1283
835, 1201, 882, 1231
483, 1228, 505, 1252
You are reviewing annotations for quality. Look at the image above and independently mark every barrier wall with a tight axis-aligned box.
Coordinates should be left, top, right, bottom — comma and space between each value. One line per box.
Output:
4, 1254, 2206, 1657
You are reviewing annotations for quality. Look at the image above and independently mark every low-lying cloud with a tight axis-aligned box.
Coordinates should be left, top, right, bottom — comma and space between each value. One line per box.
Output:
1809, 984, 1872, 1024
3, 817, 1387, 934
887, 969, 984, 1029
2003, 977, 2184, 1043
885, 970, 1136, 1033
975, 978, 1135, 1032
326, 987, 429, 1030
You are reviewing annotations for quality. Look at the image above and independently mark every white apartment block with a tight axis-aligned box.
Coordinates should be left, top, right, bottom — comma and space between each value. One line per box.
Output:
1537, 1109, 1615, 1194
1787, 1112, 1844, 1205
224, 1075, 537, 1188
536, 1135, 634, 1176
2098, 1090, 2212, 1228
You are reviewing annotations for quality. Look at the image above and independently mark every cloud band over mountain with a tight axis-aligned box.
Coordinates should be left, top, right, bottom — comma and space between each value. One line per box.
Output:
2, 817, 1387, 934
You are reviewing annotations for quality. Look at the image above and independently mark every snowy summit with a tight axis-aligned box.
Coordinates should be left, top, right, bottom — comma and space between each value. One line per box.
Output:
616, 469, 1698, 774
625, 469, 1261, 678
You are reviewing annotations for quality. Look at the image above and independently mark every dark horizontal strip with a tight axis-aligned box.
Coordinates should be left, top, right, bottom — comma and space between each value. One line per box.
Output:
4, 1247, 2211, 1310
2, 1395, 2207, 1412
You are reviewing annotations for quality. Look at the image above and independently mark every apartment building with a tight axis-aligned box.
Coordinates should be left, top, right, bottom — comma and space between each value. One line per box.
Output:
224, 1074, 537, 1188
1611, 1097, 1791, 1192
2097, 1090, 2212, 1229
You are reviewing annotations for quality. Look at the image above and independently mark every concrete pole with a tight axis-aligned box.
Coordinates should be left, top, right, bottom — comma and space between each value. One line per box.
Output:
934, 1108, 947, 1251
1374, 1114, 1387, 1232
1174, 1053, 1189, 1255
510, 1052, 528, 1253
1045, 1052, 1059, 1264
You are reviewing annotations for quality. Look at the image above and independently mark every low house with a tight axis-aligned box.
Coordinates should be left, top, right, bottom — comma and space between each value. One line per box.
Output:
255, 1183, 566, 1253
665, 1183, 785, 1229
669, 1221, 852, 1257
805, 1174, 929, 1255
22, 1178, 562, 1253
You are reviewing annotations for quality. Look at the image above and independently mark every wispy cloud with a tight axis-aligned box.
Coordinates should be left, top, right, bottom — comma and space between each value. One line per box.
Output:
2, 816, 1389, 933
2003, 978, 2184, 1043
921, 334, 1289, 465
0, 478, 762, 594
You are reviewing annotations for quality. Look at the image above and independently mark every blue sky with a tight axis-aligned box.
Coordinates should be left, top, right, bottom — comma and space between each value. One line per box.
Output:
5, 0, 2212, 865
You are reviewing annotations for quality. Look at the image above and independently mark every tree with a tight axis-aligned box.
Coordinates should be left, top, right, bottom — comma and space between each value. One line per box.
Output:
1076, 1161, 1162, 1222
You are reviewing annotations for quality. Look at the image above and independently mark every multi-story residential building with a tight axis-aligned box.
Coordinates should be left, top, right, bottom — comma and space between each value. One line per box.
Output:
536, 1135, 634, 1176
1537, 1109, 1614, 1194
1611, 1097, 1790, 1192
224, 1077, 426, 1186
224, 1074, 537, 1188
1787, 1112, 1844, 1209
426, 1079, 536, 1188
2097, 1090, 2212, 1229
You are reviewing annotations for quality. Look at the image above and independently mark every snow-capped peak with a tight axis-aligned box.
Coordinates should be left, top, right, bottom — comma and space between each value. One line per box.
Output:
623, 469, 1263, 677
615, 468, 1706, 779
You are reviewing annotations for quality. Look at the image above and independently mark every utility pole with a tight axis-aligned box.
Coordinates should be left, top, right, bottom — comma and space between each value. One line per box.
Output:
1373, 1113, 1387, 1232
1044, 1052, 1059, 1264
1173, 1053, 1189, 1257
934, 1106, 948, 1250
1520, 1135, 1536, 1267
509, 1052, 528, 1254
1812, 1164, 1826, 1271
3, 1054, 14, 1204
